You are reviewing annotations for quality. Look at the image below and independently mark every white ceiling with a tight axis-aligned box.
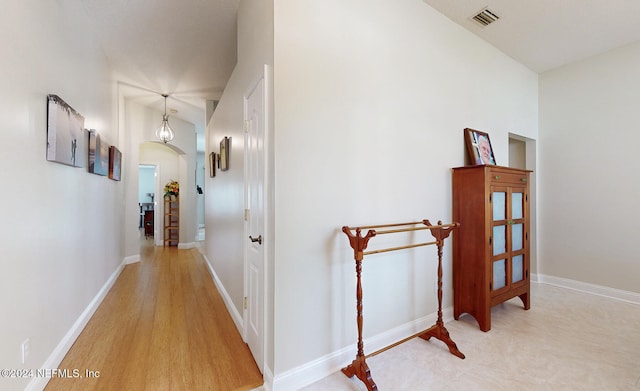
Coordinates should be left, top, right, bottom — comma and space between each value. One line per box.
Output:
422, 0, 640, 73
71, 0, 240, 149
71, 1, 640, 144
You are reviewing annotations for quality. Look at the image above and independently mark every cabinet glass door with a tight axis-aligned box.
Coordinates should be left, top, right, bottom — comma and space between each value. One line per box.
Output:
510, 189, 526, 285
492, 186, 527, 291
512, 255, 524, 283
493, 259, 507, 290
493, 192, 506, 220
512, 192, 523, 219
492, 190, 507, 291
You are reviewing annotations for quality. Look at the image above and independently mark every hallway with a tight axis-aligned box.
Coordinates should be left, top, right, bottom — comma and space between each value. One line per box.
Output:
44, 239, 263, 391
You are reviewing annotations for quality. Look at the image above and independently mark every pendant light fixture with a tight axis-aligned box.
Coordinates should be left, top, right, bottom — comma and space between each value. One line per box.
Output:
156, 94, 175, 144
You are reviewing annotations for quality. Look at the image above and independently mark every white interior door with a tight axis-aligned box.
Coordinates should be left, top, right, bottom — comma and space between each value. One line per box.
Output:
244, 74, 265, 373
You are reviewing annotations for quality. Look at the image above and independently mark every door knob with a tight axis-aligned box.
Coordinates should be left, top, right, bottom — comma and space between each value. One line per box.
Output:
249, 235, 262, 245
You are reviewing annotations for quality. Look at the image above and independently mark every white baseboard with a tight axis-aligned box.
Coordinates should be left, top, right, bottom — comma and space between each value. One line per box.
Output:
178, 241, 198, 249
201, 253, 244, 334
26, 258, 126, 391
536, 274, 640, 305
272, 308, 454, 391
124, 254, 140, 264
258, 365, 274, 391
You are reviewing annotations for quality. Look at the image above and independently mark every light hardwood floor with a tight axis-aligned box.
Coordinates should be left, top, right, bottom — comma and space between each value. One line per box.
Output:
45, 238, 263, 391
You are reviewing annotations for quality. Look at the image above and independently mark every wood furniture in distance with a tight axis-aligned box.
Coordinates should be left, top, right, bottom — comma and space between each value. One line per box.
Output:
139, 202, 154, 228
163, 197, 179, 246
143, 210, 154, 238
341, 220, 464, 391
452, 165, 531, 331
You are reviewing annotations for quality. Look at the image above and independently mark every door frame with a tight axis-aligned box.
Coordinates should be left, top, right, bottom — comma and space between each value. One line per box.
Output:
242, 64, 272, 374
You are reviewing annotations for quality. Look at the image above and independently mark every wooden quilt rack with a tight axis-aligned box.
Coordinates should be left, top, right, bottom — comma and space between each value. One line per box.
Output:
341, 220, 465, 391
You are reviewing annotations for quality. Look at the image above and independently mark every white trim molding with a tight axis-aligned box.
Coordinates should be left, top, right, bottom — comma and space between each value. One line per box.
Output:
124, 254, 140, 264
178, 241, 198, 249
535, 274, 640, 305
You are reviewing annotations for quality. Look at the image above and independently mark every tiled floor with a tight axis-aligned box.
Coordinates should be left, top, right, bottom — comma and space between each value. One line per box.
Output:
301, 283, 640, 390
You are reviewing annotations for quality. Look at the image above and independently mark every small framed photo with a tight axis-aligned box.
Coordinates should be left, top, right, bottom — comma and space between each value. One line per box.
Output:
108, 146, 122, 181
220, 136, 230, 171
88, 130, 109, 176
464, 128, 496, 165
209, 152, 216, 177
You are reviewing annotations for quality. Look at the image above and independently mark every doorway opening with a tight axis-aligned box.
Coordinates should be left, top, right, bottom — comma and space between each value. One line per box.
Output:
138, 164, 158, 245
508, 133, 537, 277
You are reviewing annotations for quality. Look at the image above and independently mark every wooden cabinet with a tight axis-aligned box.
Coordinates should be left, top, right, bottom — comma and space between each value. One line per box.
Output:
143, 210, 154, 238
452, 165, 531, 331
163, 197, 179, 246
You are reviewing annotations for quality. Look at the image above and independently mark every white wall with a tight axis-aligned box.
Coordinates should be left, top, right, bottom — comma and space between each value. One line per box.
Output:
205, 0, 275, 373
208, 0, 539, 384
196, 151, 205, 228
0, 1, 120, 390
272, 0, 538, 376
123, 99, 198, 255
539, 41, 640, 293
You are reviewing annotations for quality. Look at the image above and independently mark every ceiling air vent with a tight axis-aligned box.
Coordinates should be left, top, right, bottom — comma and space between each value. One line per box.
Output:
472, 8, 500, 27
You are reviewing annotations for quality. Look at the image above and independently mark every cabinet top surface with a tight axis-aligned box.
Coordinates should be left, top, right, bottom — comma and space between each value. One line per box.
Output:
452, 164, 532, 174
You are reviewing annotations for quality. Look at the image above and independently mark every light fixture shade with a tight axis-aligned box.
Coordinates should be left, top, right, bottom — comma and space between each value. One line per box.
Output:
156, 94, 175, 143
156, 114, 175, 143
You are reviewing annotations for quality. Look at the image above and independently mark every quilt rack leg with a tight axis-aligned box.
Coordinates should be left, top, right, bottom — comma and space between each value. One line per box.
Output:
419, 319, 465, 359
419, 221, 465, 359
341, 257, 378, 391
341, 227, 378, 391
341, 356, 377, 391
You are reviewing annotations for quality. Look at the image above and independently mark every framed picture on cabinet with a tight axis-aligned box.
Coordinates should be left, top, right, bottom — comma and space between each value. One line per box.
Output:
464, 128, 496, 165
219, 136, 230, 171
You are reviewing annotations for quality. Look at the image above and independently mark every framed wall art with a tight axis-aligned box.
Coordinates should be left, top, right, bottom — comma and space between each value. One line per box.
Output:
219, 136, 230, 171
464, 128, 496, 165
46, 94, 85, 167
209, 152, 217, 177
109, 146, 122, 181
88, 130, 109, 176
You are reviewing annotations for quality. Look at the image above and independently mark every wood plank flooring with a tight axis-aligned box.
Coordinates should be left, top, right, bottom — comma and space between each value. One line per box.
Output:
45, 241, 263, 391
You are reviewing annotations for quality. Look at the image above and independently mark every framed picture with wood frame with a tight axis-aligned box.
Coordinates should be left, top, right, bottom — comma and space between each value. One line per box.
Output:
108, 146, 122, 181
219, 136, 230, 171
209, 152, 216, 177
464, 128, 496, 165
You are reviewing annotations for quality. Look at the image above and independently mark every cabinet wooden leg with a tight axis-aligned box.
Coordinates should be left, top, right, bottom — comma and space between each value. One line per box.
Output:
342, 356, 377, 391
519, 291, 530, 310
